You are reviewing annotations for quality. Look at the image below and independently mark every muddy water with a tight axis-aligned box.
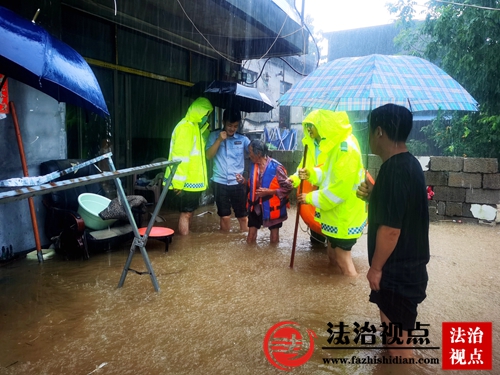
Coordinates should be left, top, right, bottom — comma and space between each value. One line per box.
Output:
0, 206, 499, 375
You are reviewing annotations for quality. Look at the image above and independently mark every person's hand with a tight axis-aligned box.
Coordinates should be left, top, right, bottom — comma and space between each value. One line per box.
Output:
173, 189, 183, 196
218, 131, 228, 142
367, 267, 382, 292
296, 193, 308, 204
235, 173, 245, 184
298, 168, 310, 180
356, 176, 374, 201
255, 187, 274, 198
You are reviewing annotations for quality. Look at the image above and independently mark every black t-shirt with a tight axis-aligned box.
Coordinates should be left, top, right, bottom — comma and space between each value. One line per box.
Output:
368, 152, 429, 302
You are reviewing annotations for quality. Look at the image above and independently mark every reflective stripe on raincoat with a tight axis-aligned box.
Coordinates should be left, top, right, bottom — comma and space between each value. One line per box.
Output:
301, 110, 367, 239
164, 97, 213, 191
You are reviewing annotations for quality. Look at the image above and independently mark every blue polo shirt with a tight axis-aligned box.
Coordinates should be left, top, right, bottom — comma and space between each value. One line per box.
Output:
206, 131, 250, 185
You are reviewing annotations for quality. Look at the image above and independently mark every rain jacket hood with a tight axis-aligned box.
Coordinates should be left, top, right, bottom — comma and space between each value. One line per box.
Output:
289, 110, 353, 188
302, 110, 352, 154
185, 97, 213, 125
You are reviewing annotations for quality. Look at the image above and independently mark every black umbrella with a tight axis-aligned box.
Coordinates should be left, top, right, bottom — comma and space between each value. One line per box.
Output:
186, 80, 274, 113
0, 6, 109, 117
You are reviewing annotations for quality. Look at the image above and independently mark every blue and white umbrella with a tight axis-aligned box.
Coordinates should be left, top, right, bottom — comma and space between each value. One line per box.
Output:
278, 54, 478, 112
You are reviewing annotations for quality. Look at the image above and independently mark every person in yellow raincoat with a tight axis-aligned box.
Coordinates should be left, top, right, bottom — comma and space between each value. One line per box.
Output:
164, 97, 213, 235
294, 110, 367, 276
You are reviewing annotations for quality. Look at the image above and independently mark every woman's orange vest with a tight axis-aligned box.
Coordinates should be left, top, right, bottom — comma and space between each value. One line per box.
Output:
248, 159, 288, 221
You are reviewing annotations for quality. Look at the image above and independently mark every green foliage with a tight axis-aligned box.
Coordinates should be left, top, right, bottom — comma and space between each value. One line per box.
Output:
388, 0, 500, 160
420, 111, 500, 158
424, 1, 500, 113
305, 14, 326, 63
406, 139, 431, 156
393, 24, 431, 57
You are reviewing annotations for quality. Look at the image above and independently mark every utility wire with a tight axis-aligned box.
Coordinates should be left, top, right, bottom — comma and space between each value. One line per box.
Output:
255, 14, 290, 61
176, 0, 308, 68
246, 3, 319, 84
435, 0, 500, 11
278, 57, 309, 76
294, 2, 320, 70
175, 0, 242, 64
245, 54, 310, 86
281, 24, 308, 39
246, 58, 273, 85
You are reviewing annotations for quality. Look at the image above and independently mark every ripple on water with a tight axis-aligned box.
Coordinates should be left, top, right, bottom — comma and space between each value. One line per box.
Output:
0, 211, 499, 374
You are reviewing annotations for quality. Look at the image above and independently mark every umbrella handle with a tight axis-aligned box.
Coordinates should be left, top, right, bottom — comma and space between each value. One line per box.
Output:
290, 144, 308, 268
32, 8, 40, 23
366, 170, 375, 185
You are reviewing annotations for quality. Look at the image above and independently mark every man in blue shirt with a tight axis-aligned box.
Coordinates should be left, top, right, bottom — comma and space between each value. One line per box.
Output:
206, 109, 250, 231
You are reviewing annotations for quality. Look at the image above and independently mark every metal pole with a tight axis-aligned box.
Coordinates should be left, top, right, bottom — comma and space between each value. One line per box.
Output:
107, 156, 159, 292
10, 101, 43, 262
0, 160, 178, 204
117, 161, 179, 291
301, 0, 305, 25
290, 144, 308, 268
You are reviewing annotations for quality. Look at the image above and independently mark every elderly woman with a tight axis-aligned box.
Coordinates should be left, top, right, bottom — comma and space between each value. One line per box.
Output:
236, 140, 292, 244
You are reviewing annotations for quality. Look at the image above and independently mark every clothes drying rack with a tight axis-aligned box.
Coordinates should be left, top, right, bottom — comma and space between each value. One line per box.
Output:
0, 152, 180, 292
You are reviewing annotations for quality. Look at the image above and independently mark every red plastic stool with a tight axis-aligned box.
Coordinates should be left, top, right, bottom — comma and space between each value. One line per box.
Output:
138, 227, 174, 252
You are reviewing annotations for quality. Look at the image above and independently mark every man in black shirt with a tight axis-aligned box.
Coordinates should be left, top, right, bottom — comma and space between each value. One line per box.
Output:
357, 104, 430, 359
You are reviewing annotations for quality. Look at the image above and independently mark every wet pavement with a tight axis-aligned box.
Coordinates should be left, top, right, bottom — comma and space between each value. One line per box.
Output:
0, 205, 499, 375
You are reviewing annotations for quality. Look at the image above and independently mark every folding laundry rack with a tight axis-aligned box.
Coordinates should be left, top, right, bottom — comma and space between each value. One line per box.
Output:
264, 127, 297, 150
0, 152, 180, 292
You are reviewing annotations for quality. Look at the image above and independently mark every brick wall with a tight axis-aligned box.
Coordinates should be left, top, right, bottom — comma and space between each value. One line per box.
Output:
366, 155, 500, 224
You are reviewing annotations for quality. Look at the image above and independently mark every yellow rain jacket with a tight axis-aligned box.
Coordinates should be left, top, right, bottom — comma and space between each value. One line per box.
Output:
164, 97, 213, 191
299, 110, 367, 239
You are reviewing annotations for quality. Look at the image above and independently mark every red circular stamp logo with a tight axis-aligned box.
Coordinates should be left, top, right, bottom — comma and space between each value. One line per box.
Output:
263, 321, 317, 371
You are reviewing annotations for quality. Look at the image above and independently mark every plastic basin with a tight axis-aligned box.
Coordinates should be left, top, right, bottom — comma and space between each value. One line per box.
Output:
77, 193, 117, 230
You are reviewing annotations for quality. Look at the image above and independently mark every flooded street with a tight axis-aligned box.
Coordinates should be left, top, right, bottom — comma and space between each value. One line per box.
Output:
1, 206, 499, 375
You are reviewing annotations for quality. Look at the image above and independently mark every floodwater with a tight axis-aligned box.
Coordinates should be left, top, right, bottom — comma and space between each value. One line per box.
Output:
0, 206, 499, 375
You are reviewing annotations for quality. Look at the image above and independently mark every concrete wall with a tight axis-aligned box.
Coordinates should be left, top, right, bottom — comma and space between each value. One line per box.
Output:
0, 80, 66, 259
423, 156, 500, 224
364, 155, 500, 224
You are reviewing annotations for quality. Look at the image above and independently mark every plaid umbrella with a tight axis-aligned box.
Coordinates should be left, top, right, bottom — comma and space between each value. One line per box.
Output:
278, 54, 478, 112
